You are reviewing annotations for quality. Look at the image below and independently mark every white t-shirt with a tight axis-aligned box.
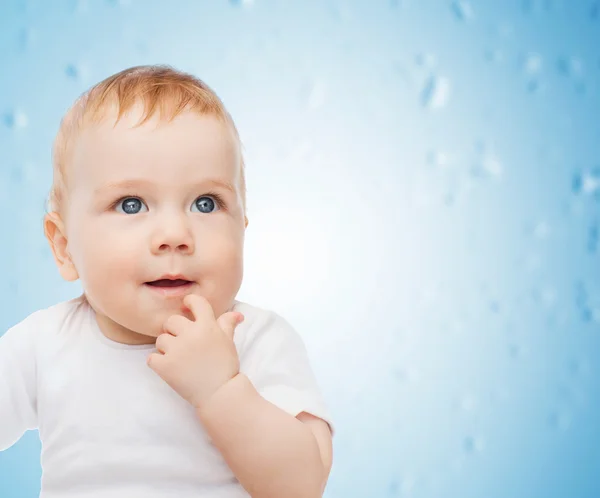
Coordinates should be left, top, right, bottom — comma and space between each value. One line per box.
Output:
0, 297, 334, 498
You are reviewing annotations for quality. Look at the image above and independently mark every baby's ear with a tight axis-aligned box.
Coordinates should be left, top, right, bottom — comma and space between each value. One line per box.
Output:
44, 213, 79, 282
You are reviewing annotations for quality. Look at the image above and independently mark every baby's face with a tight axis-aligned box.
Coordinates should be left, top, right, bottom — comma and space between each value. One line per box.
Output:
63, 107, 246, 344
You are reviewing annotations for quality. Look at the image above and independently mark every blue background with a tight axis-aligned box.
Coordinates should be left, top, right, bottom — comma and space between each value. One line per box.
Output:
1, 0, 599, 497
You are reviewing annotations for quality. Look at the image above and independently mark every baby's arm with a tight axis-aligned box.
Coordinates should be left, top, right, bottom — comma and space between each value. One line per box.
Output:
0, 318, 38, 451
196, 311, 334, 498
197, 374, 332, 498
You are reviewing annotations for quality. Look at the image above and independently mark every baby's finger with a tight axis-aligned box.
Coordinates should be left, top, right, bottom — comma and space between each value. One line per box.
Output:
147, 352, 167, 373
163, 314, 189, 336
182, 294, 215, 325
155, 332, 175, 354
217, 311, 244, 341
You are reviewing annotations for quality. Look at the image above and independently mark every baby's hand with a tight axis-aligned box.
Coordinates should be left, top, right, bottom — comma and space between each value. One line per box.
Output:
147, 294, 244, 410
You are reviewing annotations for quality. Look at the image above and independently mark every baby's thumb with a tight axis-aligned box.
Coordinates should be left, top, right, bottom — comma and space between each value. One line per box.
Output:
218, 312, 244, 340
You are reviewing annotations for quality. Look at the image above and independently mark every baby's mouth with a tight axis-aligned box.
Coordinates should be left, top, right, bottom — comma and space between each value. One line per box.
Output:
145, 279, 193, 288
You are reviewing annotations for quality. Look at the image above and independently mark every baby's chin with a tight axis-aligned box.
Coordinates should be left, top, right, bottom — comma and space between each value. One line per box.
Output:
149, 306, 195, 334
108, 309, 182, 344
90, 291, 200, 344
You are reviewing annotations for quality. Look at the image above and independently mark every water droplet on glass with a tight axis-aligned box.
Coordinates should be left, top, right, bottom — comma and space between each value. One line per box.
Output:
557, 56, 584, 78
415, 53, 437, 69
18, 27, 37, 50
459, 394, 477, 412
3, 110, 29, 129
484, 48, 504, 63
471, 146, 503, 179
531, 220, 551, 239
10, 166, 23, 184
568, 359, 582, 376
521, 252, 542, 272
464, 435, 485, 453
523, 0, 557, 14
532, 286, 557, 308
398, 476, 416, 494
572, 167, 600, 196
526, 79, 543, 94
230, 0, 254, 6
575, 282, 600, 323
575, 81, 587, 95
65, 64, 79, 79
393, 366, 418, 383
587, 220, 599, 253
308, 83, 326, 110
523, 53, 543, 75
298, 81, 327, 111
426, 150, 451, 168
20, 161, 37, 184
497, 22, 514, 38
549, 411, 571, 431
421, 76, 451, 110
522, 0, 533, 12
8, 280, 18, 294
575, 282, 590, 321
508, 343, 522, 359
70, 0, 89, 12
451, 1, 474, 21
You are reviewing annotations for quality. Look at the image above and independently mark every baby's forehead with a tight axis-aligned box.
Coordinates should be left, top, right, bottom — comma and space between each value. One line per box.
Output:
84, 103, 236, 141
70, 107, 241, 187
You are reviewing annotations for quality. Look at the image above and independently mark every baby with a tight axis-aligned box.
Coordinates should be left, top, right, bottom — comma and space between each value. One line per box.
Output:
0, 65, 334, 498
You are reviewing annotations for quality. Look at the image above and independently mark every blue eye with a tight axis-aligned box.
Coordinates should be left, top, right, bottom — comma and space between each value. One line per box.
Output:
192, 196, 220, 214
112, 195, 223, 214
116, 197, 148, 215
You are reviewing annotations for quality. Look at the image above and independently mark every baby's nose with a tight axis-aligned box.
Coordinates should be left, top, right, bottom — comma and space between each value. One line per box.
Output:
151, 222, 195, 254
157, 240, 192, 253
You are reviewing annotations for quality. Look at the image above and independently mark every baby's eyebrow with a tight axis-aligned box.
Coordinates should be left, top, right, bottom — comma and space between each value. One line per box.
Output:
93, 178, 236, 196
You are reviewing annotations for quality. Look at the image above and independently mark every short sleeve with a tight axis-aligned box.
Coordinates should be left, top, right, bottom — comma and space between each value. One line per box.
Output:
238, 310, 334, 436
0, 315, 39, 451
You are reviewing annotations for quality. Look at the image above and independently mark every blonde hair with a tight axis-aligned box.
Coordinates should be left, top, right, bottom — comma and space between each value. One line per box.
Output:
49, 64, 246, 215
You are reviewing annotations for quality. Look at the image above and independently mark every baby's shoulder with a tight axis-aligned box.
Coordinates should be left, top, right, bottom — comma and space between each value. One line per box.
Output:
5, 295, 87, 342
231, 299, 303, 350
232, 299, 291, 332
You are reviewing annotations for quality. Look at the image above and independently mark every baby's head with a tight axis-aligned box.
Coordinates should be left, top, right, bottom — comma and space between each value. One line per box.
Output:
45, 65, 248, 344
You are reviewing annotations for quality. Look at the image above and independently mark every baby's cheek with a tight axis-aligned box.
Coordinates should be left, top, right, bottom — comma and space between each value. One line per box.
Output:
210, 241, 243, 286
80, 235, 139, 284
204, 236, 244, 306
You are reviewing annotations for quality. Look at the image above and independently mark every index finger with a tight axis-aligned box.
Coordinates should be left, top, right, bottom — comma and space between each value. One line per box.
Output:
182, 294, 215, 324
